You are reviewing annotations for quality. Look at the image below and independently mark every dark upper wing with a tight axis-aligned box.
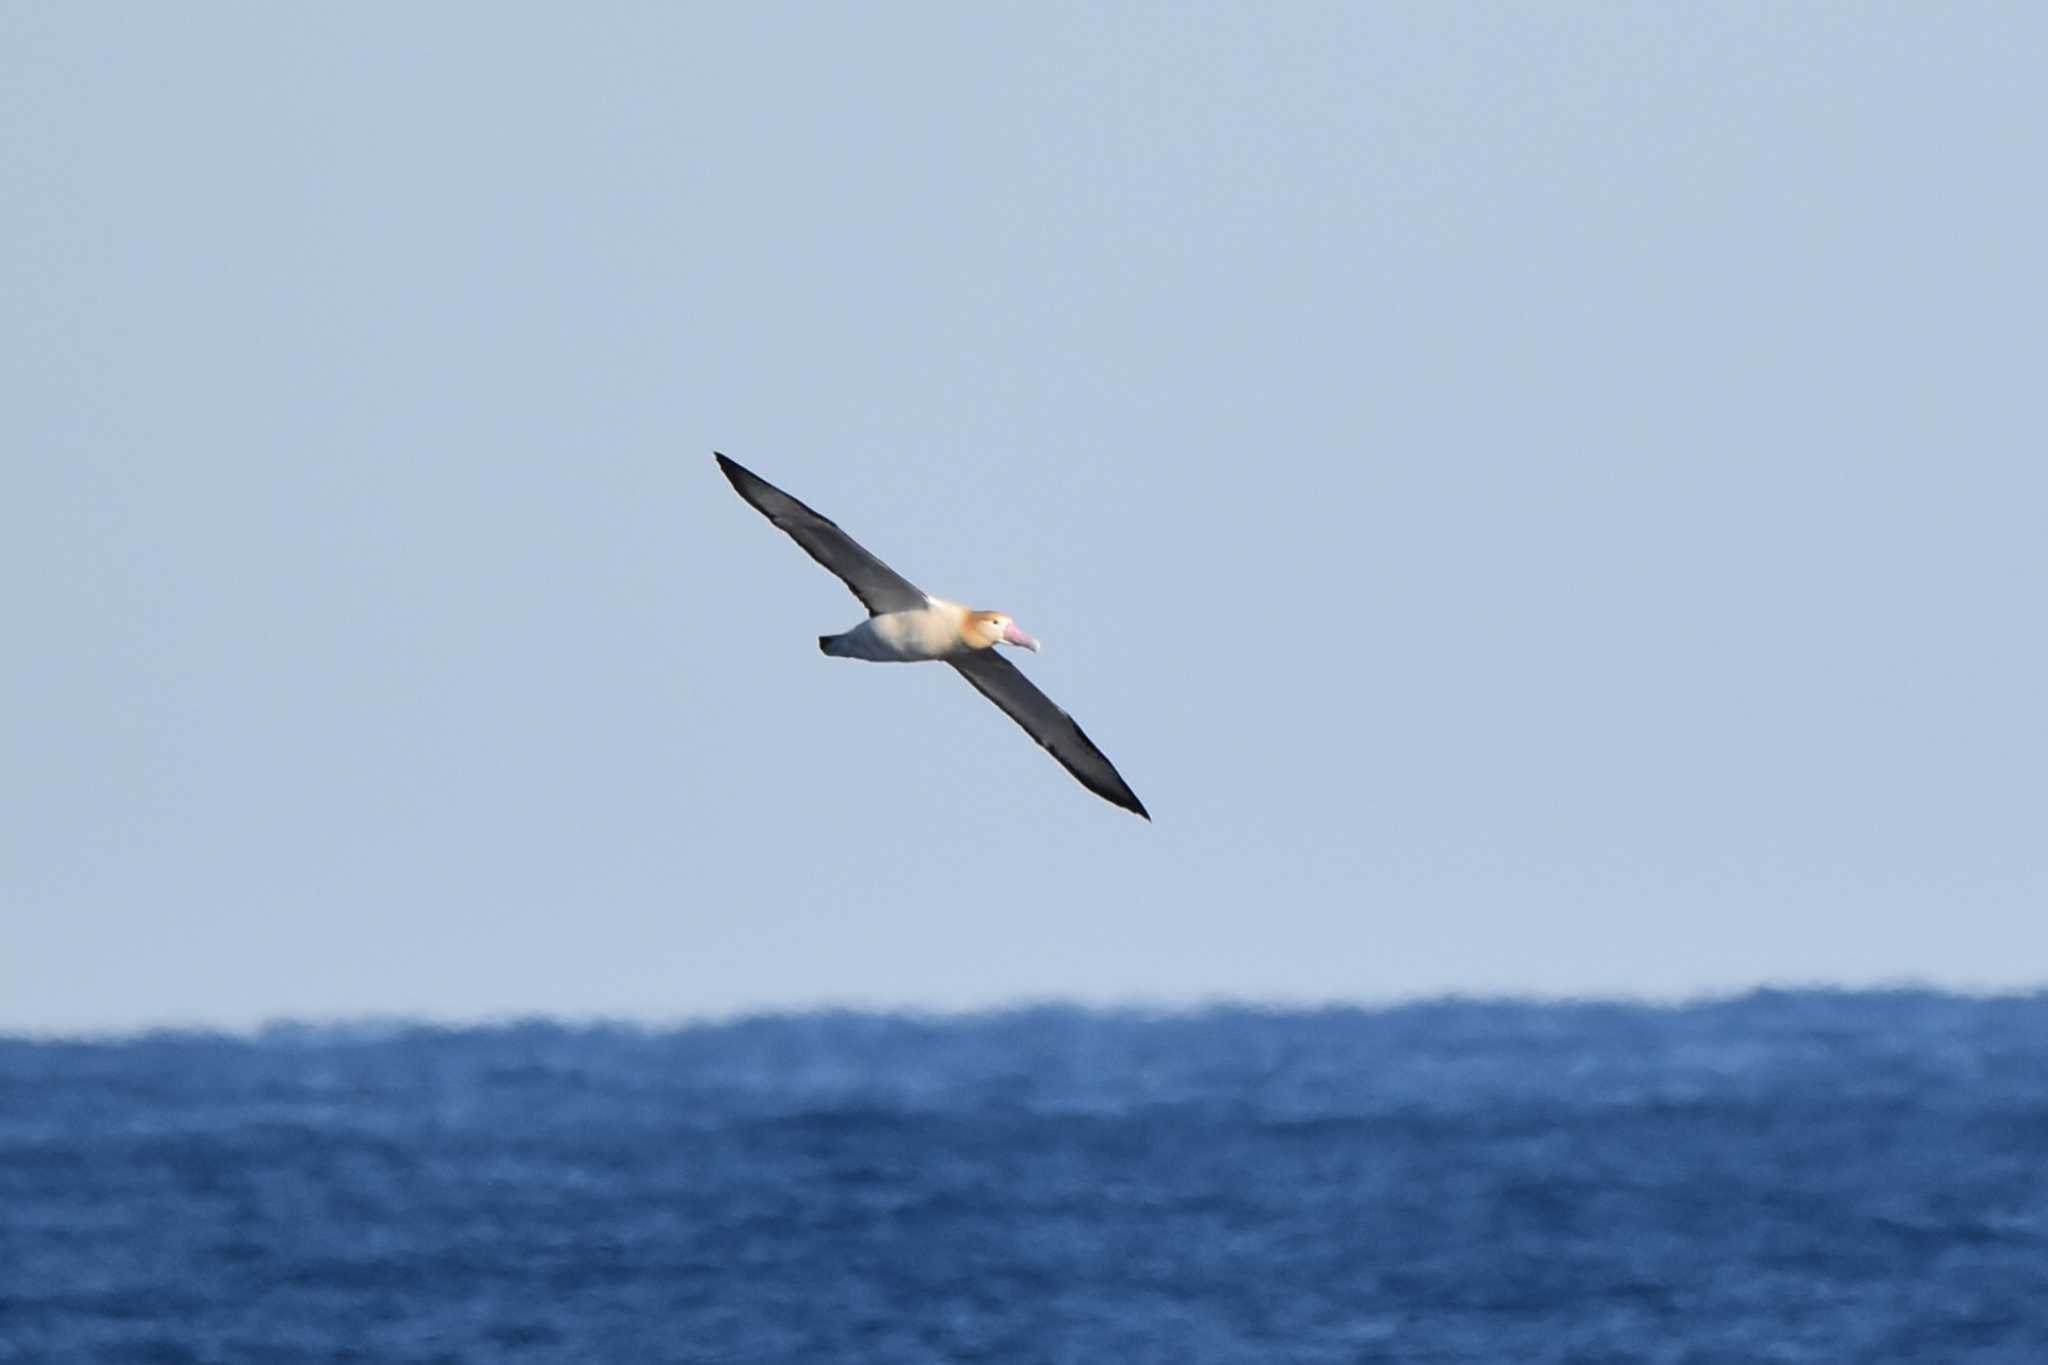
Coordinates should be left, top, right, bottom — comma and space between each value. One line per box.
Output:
715, 453, 929, 616
949, 650, 1149, 819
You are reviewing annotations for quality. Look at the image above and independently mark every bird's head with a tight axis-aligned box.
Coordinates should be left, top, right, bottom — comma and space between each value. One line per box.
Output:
965, 610, 1040, 652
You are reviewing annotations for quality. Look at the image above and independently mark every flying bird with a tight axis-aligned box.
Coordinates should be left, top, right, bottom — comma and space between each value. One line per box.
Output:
714, 453, 1148, 819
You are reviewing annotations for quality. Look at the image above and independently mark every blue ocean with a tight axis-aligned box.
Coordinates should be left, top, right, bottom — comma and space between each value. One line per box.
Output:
4, 991, 2045, 1363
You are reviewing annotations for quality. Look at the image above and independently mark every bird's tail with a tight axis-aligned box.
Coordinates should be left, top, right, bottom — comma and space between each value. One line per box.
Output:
818, 634, 838, 655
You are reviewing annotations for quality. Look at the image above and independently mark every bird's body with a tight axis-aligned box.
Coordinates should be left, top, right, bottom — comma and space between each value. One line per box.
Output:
714, 453, 1148, 819
821, 598, 981, 662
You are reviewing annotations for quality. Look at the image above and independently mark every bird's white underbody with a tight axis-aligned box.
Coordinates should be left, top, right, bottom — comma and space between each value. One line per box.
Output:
823, 598, 1040, 662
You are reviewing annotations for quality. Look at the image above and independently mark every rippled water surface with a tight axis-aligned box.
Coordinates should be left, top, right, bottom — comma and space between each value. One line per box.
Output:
5, 991, 2046, 1362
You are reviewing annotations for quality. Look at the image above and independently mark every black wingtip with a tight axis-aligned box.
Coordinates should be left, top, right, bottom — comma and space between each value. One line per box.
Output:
714, 452, 759, 502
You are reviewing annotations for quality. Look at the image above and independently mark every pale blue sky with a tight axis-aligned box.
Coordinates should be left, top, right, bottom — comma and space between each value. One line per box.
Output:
4, 4, 2043, 1033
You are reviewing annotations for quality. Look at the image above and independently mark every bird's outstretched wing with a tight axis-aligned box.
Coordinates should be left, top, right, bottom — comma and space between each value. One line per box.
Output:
950, 650, 1149, 819
715, 453, 930, 616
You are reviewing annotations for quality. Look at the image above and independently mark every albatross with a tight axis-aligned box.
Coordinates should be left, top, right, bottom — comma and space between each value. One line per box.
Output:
715, 453, 1149, 819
